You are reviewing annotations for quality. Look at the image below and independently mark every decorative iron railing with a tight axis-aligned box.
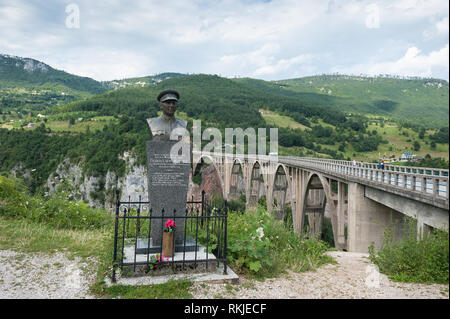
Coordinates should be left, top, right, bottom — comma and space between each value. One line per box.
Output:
112, 190, 228, 282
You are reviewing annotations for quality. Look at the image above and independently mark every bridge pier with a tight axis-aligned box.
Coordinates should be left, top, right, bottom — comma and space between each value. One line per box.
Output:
336, 181, 347, 250
305, 189, 325, 237
417, 220, 433, 238
347, 182, 405, 253
244, 162, 252, 209
292, 168, 303, 235
265, 163, 275, 214
222, 161, 232, 201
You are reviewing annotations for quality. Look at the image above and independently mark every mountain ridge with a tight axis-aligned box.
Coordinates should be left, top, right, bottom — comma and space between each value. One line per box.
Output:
0, 54, 106, 95
1, 54, 449, 127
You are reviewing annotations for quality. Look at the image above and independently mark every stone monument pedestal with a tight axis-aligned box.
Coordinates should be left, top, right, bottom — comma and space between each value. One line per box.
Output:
135, 237, 198, 254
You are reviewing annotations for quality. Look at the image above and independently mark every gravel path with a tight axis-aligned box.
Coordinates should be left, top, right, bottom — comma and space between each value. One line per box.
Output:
0, 250, 96, 299
190, 251, 449, 299
0, 250, 448, 299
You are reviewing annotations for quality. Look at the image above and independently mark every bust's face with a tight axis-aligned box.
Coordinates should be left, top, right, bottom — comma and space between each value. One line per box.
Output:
160, 99, 177, 117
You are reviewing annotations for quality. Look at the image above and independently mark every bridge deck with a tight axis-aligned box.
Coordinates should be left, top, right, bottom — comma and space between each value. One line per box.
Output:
279, 156, 448, 210
193, 151, 449, 210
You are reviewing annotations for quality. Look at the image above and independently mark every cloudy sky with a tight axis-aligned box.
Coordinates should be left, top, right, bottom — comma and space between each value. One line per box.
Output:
0, 0, 448, 81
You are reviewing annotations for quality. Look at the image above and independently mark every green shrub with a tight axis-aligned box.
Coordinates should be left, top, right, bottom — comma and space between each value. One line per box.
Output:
369, 218, 449, 284
209, 195, 226, 211
225, 207, 333, 278
283, 206, 293, 230
0, 175, 112, 230
321, 217, 335, 247
192, 174, 202, 185
209, 195, 246, 214
258, 195, 267, 210
227, 199, 245, 213
191, 203, 333, 278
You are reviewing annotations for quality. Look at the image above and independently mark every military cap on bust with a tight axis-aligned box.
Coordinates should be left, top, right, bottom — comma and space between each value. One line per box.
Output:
157, 89, 180, 102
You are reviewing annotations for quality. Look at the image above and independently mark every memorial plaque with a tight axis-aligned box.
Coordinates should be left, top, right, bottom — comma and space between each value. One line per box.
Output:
147, 139, 190, 246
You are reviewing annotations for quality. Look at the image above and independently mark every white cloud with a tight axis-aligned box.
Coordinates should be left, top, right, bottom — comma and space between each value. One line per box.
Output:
217, 43, 313, 78
387, 0, 447, 17
253, 54, 312, 76
52, 50, 154, 81
0, 4, 30, 26
0, 0, 449, 81
423, 16, 449, 39
436, 17, 449, 34
365, 3, 380, 29
332, 44, 449, 78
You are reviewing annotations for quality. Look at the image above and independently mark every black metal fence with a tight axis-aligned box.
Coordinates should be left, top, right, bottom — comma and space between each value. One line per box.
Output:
112, 190, 228, 282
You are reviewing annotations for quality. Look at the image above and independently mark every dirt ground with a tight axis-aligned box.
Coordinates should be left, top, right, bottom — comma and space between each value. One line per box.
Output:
0, 250, 448, 299
189, 251, 449, 299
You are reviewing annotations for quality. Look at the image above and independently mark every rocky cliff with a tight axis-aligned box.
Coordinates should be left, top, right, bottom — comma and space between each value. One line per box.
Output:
43, 154, 225, 212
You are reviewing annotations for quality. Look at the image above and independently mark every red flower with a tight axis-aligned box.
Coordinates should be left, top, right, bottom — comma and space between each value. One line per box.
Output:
165, 219, 176, 232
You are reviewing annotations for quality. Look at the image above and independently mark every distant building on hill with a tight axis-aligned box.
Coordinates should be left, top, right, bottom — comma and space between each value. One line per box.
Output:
27, 123, 36, 128
399, 152, 414, 162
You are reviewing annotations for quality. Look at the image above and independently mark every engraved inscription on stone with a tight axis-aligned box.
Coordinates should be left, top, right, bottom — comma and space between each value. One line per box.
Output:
151, 173, 185, 187
146, 140, 190, 246
149, 154, 188, 187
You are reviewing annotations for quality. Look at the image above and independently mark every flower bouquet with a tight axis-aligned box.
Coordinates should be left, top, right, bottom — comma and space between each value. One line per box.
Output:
148, 253, 169, 270
164, 219, 176, 233
163, 219, 176, 257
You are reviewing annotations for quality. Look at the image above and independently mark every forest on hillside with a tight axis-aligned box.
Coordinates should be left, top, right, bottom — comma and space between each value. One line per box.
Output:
0, 73, 448, 201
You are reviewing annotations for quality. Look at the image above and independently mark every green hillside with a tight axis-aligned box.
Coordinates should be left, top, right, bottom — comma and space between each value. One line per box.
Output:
0, 54, 107, 112
50, 73, 343, 129
0, 54, 106, 94
273, 74, 449, 128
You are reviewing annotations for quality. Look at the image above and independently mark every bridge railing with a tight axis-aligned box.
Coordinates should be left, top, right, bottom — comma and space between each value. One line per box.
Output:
280, 156, 449, 201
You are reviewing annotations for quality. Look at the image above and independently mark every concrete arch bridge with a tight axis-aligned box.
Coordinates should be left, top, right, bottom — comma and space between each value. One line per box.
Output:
192, 151, 449, 252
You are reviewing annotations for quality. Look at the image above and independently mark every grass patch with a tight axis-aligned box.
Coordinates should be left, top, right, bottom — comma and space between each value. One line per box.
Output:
369, 219, 449, 284
0, 216, 110, 258
43, 116, 118, 133
101, 279, 193, 299
260, 109, 310, 131
0, 124, 14, 130
365, 123, 449, 160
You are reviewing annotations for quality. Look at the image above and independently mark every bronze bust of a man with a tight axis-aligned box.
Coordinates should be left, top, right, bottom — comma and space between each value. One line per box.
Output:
147, 89, 187, 140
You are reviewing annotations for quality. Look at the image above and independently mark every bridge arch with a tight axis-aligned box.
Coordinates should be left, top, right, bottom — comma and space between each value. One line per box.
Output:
270, 164, 292, 221
248, 161, 267, 208
192, 155, 224, 201
300, 172, 337, 242
229, 159, 245, 201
